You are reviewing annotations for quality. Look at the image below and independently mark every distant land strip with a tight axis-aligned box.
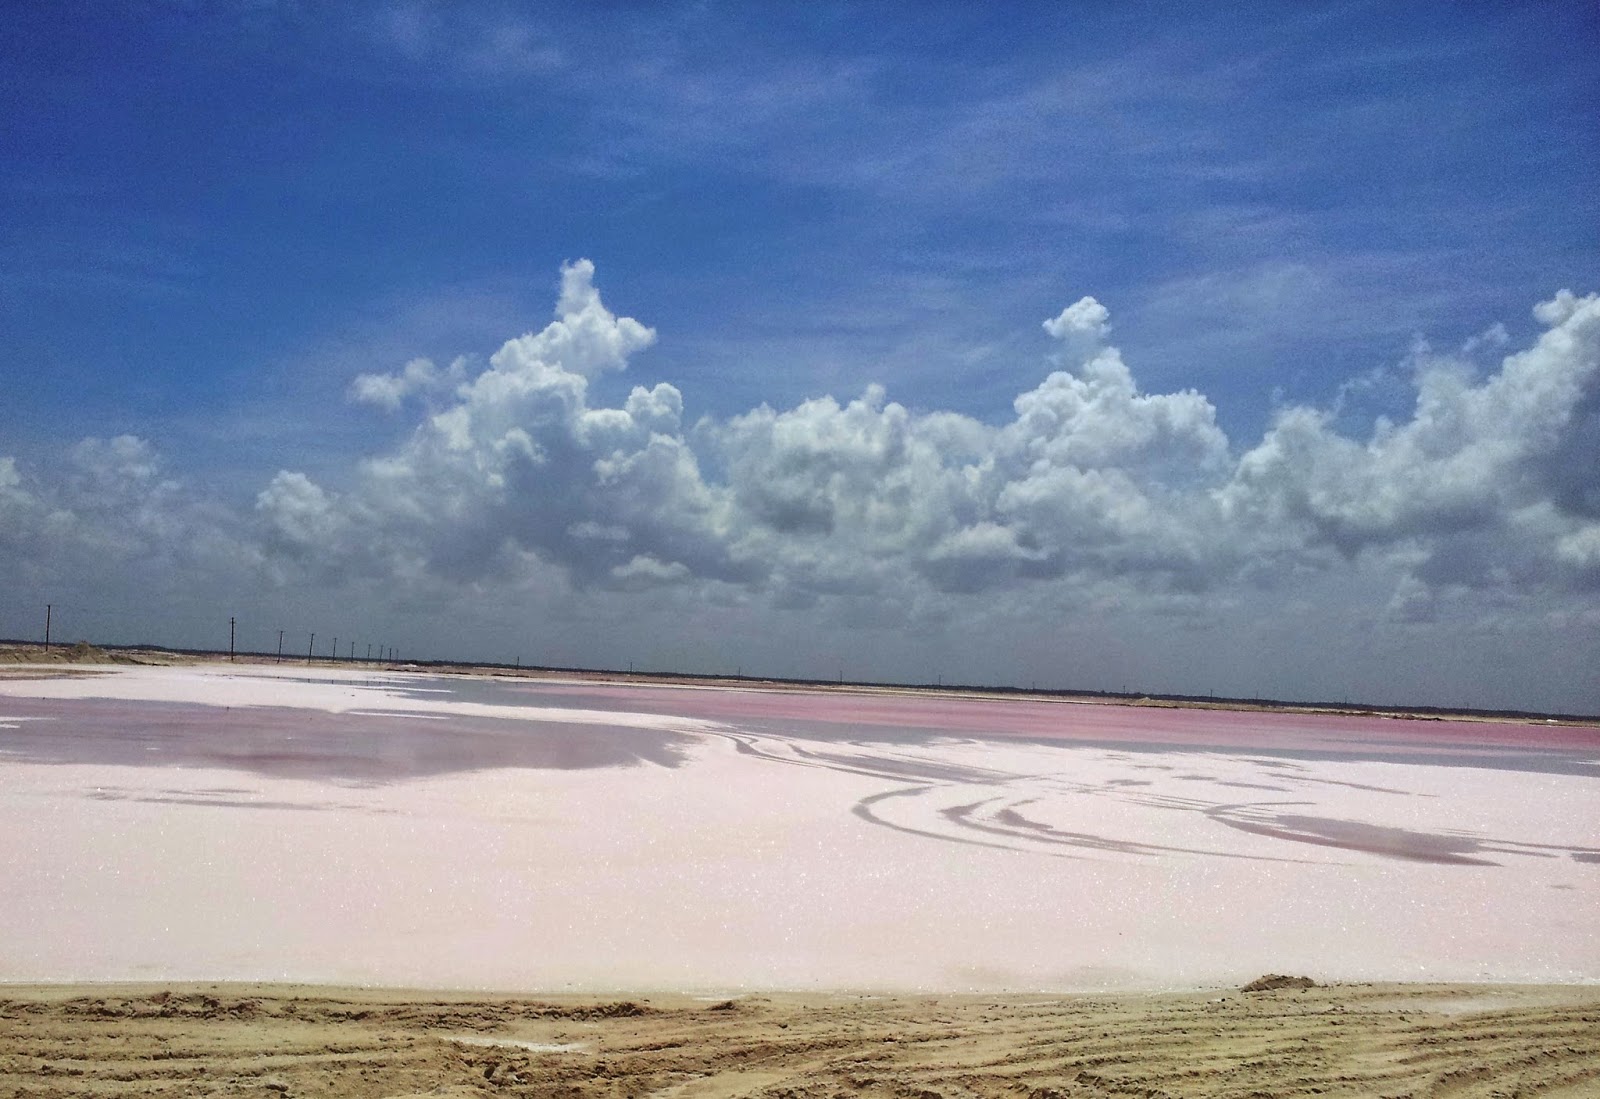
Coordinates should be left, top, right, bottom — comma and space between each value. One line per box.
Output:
3, 639, 1594, 727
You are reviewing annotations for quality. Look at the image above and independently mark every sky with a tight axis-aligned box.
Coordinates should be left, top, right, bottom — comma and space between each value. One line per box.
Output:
2, 1, 1598, 713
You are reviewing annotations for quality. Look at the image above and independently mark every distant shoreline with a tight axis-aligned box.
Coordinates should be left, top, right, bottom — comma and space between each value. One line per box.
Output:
3, 637, 1595, 727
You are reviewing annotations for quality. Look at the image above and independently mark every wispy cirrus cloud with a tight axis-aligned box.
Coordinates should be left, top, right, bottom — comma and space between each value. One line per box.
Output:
371, 1, 563, 78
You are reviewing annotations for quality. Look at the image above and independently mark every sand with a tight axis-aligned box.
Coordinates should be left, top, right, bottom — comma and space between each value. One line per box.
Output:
4, 981, 1600, 1097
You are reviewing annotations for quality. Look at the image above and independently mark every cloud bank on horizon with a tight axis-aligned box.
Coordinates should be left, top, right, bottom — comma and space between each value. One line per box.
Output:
4, 262, 1598, 710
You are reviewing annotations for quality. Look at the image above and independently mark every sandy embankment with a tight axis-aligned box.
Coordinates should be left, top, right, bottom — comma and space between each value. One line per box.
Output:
4, 981, 1600, 1098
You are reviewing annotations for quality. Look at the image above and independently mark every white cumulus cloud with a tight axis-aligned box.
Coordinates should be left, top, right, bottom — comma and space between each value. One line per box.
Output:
254, 267, 1600, 624
349, 355, 468, 411
8, 262, 1597, 709
1219, 290, 1600, 591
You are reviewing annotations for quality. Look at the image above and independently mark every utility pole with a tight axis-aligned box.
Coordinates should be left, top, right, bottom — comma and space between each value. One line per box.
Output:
229, 617, 235, 662
308, 633, 315, 664
366, 643, 372, 662
44, 604, 52, 651
277, 630, 284, 663
349, 641, 355, 661
332, 637, 337, 662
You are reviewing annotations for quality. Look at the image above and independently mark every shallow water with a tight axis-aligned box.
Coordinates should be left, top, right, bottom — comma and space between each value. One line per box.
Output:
0, 695, 687, 782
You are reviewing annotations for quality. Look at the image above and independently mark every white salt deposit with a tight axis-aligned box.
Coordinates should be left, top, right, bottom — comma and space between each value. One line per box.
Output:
0, 664, 1595, 991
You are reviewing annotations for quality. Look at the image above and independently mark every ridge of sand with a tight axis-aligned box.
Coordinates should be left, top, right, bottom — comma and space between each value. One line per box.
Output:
4, 981, 1599, 1098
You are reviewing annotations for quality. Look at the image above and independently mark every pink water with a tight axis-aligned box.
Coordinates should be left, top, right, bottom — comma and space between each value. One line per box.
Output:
1, 665, 1596, 991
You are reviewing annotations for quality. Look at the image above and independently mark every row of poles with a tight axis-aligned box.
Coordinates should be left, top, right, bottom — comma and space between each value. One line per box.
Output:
237, 619, 400, 665
36, 606, 837, 685
39, 605, 400, 665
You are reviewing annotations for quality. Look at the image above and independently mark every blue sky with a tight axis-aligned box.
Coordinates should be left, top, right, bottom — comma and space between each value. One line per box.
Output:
2, 2, 1598, 711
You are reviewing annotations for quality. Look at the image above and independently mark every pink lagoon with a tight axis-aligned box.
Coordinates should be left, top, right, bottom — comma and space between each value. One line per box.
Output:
2, 663, 1596, 992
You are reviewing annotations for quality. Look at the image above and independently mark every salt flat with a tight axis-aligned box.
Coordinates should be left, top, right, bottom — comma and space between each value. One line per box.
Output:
1, 663, 1595, 991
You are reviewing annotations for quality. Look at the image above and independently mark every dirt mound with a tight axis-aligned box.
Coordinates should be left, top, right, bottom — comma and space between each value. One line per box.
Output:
57, 992, 263, 1019
1242, 973, 1318, 992
568, 999, 655, 1019
0, 641, 137, 665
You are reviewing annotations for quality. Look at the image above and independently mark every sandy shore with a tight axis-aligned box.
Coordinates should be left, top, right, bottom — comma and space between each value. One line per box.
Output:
5, 980, 1600, 1097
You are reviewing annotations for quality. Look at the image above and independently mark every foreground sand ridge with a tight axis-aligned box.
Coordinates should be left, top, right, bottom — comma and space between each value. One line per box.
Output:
5, 981, 1600, 1098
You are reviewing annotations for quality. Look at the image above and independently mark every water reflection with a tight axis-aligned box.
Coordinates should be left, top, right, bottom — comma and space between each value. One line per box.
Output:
0, 697, 686, 783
